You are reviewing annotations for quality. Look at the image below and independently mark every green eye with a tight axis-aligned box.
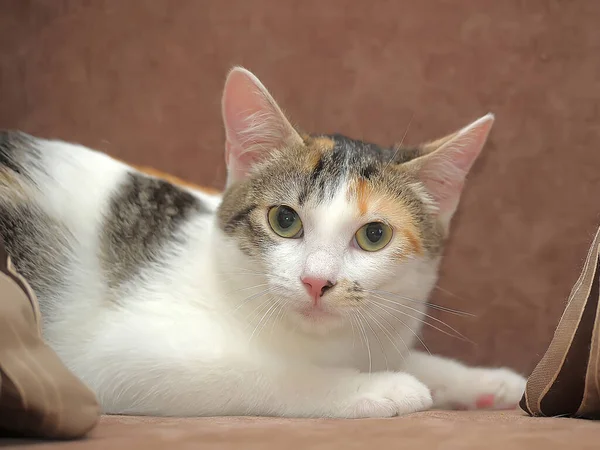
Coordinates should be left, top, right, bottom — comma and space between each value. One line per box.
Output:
355, 222, 393, 252
268, 205, 303, 238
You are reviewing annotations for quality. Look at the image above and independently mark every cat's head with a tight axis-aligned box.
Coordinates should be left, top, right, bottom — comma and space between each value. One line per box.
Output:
216, 67, 493, 335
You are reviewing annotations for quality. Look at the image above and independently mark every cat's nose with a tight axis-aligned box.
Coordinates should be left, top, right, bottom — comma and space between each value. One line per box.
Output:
302, 277, 335, 300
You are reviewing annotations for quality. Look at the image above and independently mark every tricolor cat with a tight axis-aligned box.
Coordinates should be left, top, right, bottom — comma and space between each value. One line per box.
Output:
0, 68, 525, 418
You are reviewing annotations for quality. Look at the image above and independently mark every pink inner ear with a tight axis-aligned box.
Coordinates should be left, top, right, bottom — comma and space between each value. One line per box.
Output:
417, 114, 494, 223
224, 140, 263, 183
419, 157, 466, 216
222, 70, 270, 155
221, 68, 301, 185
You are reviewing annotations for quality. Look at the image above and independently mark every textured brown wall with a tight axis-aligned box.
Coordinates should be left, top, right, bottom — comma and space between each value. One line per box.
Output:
2, 0, 600, 375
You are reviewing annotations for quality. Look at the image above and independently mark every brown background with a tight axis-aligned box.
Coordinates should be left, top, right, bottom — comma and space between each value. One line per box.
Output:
1, 0, 600, 375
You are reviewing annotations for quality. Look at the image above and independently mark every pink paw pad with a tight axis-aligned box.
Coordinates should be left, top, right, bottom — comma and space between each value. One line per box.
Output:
475, 394, 496, 409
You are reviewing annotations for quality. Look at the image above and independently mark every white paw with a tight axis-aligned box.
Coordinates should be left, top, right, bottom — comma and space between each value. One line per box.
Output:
434, 367, 526, 411
342, 372, 433, 418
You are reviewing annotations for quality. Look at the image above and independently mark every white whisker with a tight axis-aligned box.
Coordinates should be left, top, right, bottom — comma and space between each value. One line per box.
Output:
364, 303, 411, 359
346, 311, 357, 350
368, 289, 474, 317
370, 293, 472, 343
369, 294, 473, 344
225, 282, 270, 297
366, 299, 430, 355
354, 310, 373, 375
232, 288, 274, 313
249, 300, 281, 344
361, 308, 390, 370
383, 113, 414, 172
269, 302, 286, 337
434, 285, 473, 305
217, 271, 267, 276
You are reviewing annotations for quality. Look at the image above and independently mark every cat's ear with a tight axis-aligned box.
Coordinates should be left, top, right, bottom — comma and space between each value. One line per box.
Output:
221, 67, 304, 186
405, 113, 494, 229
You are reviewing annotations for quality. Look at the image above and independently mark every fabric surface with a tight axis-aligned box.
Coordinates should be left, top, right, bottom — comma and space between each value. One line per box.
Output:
2, 1, 600, 374
521, 225, 600, 419
0, 238, 100, 439
1, 410, 599, 450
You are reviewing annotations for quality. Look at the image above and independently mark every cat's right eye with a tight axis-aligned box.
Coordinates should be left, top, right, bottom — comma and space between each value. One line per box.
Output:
267, 205, 303, 238
355, 222, 393, 252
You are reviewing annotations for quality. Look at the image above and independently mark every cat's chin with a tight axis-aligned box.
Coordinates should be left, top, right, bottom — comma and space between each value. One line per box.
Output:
297, 305, 338, 320
289, 305, 345, 335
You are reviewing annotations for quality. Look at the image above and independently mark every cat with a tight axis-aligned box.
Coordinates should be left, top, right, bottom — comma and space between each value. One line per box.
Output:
0, 67, 526, 418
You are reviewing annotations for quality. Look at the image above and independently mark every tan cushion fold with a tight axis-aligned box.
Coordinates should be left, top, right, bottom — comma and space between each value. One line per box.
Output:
521, 225, 600, 418
0, 242, 100, 439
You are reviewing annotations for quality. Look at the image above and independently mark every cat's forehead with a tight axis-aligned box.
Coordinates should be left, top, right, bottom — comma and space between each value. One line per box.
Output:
250, 133, 426, 210
302, 134, 422, 179
269, 134, 421, 206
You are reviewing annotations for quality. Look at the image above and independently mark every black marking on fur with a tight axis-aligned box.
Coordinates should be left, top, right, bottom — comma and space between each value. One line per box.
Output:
359, 164, 377, 180
244, 215, 273, 253
297, 134, 426, 205
0, 131, 23, 174
310, 157, 325, 182
351, 281, 362, 293
0, 203, 72, 318
325, 134, 422, 166
299, 134, 392, 203
222, 202, 275, 257
101, 172, 206, 288
224, 204, 257, 233
297, 187, 308, 206
390, 146, 422, 164
0, 130, 40, 179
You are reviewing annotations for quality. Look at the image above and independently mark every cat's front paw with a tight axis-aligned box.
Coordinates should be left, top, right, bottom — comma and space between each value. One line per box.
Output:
434, 367, 526, 411
341, 372, 433, 418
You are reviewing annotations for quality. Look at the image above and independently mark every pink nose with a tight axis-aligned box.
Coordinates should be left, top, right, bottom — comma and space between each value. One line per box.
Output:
302, 277, 335, 299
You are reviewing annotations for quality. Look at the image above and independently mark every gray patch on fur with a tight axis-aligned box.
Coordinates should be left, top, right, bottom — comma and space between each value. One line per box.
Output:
217, 177, 281, 259
298, 134, 423, 205
0, 203, 73, 318
0, 130, 43, 182
100, 172, 207, 289
0, 131, 71, 318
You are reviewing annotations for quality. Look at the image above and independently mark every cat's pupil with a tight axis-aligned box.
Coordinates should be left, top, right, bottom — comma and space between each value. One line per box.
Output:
366, 223, 383, 243
277, 207, 296, 229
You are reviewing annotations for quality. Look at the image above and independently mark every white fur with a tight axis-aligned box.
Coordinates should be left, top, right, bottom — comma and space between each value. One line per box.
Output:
9, 132, 526, 419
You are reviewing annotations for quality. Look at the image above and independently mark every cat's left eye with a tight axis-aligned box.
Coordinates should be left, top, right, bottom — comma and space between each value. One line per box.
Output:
267, 205, 303, 238
355, 222, 393, 252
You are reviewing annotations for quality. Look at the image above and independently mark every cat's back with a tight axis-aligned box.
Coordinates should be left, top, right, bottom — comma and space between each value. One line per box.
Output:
0, 130, 220, 322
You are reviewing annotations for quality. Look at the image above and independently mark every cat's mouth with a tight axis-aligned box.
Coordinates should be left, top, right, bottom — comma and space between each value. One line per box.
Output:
296, 305, 339, 321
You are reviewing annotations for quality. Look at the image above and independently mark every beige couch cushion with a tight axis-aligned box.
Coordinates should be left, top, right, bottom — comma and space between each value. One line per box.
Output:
5, 410, 600, 449
521, 225, 600, 419
0, 237, 100, 439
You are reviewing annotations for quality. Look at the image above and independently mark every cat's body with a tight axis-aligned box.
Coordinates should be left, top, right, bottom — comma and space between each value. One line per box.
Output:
0, 68, 526, 418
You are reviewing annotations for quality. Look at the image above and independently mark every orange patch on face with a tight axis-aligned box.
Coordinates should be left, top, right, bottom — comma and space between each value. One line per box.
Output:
305, 150, 323, 172
310, 136, 335, 152
367, 194, 424, 258
134, 165, 221, 195
347, 177, 372, 215
355, 178, 370, 216
303, 136, 335, 171
401, 228, 423, 256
